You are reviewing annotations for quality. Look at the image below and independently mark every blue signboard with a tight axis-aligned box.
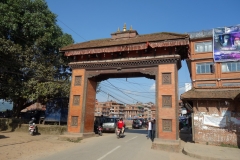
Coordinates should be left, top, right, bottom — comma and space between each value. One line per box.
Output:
213, 25, 240, 62
44, 98, 68, 123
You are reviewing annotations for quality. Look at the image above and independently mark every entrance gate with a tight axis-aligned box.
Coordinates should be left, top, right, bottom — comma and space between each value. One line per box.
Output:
60, 26, 189, 148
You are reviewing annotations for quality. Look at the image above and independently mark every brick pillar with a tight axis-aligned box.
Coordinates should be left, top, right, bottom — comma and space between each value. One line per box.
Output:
157, 63, 179, 140
67, 69, 86, 133
83, 78, 97, 133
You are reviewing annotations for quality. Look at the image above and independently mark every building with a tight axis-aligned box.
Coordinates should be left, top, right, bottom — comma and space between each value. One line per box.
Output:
181, 27, 240, 147
124, 102, 155, 120
95, 100, 124, 118
95, 100, 155, 120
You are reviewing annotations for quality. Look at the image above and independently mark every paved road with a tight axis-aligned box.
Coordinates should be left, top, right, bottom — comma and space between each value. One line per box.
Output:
37, 129, 196, 160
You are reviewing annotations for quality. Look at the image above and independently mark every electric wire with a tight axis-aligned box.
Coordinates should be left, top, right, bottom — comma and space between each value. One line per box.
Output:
106, 80, 143, 103
113, 78, 153, 86
111, 78, 155, 96
100, 84, 155, 100
100, 82, 156, 93
100, 90, 129, 105
97, 79, 190, 104
100, 86, 135, 104
57, 18, 87, 41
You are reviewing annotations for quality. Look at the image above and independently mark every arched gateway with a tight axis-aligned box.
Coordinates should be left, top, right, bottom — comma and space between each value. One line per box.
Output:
60, 26, 189, 151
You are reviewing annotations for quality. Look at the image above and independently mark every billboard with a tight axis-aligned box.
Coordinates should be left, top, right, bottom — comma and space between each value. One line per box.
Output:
213, 25, 240, 62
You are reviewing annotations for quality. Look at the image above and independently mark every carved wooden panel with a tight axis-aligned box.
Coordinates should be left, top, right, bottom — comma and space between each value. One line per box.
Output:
162, 119, 172, 132
162, 95, 172, 108
73, 95, 80, 106
74, 76, 82, 86
162, 73, 171, 84
70, 58, 178, 69
71, 116, 78, 126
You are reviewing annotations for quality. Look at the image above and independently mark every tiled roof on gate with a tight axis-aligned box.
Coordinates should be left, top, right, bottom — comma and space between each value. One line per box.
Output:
180, 88, 240, 100
60, 32, 189, 51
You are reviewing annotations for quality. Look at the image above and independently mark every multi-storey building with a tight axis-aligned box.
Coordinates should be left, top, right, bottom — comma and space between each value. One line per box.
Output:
150, 105, 156, 119
144, 107, 152, 120
124, 103, 145, 119
95, 100, 124, 118
94, 101, 110, 117
141, 102, 155, 120
181, 28, 240, 146
95, 100, 155, 120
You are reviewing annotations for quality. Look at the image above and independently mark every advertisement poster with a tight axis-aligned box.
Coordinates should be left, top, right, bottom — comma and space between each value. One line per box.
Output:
203, 115, 226, 127
213, 25, 240, 62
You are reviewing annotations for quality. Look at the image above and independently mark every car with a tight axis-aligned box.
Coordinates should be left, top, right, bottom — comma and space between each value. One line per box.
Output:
139, 118, 146, 126
132, 119, 143, 129
102, 117, 119, 132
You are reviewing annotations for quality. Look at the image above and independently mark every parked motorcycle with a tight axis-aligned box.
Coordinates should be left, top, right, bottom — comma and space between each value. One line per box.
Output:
98, 126, 103, 136
29, 123, 36, 136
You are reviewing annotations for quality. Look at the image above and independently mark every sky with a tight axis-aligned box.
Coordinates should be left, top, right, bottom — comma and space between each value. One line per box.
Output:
45, 0, 240, 105
0, 100, 13, 111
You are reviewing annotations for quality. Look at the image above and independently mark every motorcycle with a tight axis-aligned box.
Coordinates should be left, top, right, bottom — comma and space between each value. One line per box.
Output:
98, 126, 103, 136
116, 128, 123, 139
29, 123, 36, 136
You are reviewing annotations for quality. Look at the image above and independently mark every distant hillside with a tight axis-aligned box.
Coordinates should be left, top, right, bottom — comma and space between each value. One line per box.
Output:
0, 100, 13, 111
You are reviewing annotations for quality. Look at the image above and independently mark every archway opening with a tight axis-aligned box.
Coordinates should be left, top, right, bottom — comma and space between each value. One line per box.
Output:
95, 77, 156, 135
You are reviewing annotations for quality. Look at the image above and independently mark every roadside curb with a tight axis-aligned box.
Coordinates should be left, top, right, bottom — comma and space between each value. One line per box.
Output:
182, 147, 212, 160
182, 143, 237, 160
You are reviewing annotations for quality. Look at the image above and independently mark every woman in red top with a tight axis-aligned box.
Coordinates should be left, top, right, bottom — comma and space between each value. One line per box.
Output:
117, 118, 124, 134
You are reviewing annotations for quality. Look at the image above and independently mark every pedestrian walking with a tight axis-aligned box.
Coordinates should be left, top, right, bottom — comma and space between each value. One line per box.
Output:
151, 119, 156, 142
146, 119, 152, 139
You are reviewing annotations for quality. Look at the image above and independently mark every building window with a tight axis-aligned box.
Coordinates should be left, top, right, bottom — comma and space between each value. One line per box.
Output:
71, 116, 78, 126
73, 95, 80, 106
162, 73, 171, 84
196, 62, 214, 74
195, 41, 212, 53
221, 62, 240, 72
162, 95, 172, 108
222, 82, 240, 86
162, 119, 172, 132
74, 76, 82, 86
197, 83, 216, 87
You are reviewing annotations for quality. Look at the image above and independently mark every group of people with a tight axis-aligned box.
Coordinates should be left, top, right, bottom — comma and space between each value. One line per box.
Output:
96, 115, 157, 140
118, 118, 156, 141
146, 119, 156, 142
95, 115, 125, 135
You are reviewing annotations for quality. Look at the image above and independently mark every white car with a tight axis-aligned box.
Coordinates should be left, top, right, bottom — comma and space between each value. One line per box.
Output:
102, 117, 119, 132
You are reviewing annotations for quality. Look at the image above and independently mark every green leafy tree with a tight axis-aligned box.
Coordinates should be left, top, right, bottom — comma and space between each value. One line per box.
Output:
0, 0, 74, 117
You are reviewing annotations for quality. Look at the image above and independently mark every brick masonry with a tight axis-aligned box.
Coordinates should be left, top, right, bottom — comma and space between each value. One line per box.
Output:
83, 79, 96, 133
157, 64, 179, 140
193, 100, 240, 146
67, 69, 85, 133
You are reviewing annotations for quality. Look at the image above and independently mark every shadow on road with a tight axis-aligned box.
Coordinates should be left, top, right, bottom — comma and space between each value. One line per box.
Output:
125, 128, 147, 135
0, 135, 9, 139
179, 127, 193, 143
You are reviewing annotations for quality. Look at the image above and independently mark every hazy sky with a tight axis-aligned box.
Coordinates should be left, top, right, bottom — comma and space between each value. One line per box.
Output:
45, 0, 240, 104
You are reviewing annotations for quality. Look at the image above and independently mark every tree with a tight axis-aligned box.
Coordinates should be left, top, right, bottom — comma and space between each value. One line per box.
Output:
0, 0, 74, 117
